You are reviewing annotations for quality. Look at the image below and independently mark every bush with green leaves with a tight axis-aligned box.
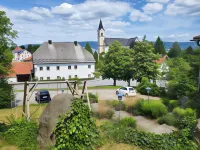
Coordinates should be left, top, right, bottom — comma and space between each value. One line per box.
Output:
136, 77, 161, 96
119, 117, 136, 128
173, 107, 197, 129
83, 93, 98, 103
92, 109, 114, 119
100, 121, 197, 150
3, 118, 38, 149
0, 78, 14, 108
54, 100, 99, 150
106, 100, 126, 111
158, 113, 177, 126
133, 100, 167, 118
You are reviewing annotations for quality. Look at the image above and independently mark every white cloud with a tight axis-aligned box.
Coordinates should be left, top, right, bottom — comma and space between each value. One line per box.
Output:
107, 28, 124, 34
143, 3, 163, 14
51, 0, 131, 21
165, 0, 200, 16
129, 9, 152, 22
147, 0, 170, 4
31, 7, 53, 18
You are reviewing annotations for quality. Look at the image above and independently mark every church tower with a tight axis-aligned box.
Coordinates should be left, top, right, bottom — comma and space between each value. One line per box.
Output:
97, 19, 105, 55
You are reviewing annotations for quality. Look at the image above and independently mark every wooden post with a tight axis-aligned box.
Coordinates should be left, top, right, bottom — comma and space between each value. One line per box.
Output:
81, 81, 86, 99
198, 67, 200, 93
26, 84, 30, 120
86, 84, 91, 111
72, 81, 77, 96
22, 81, 27, 116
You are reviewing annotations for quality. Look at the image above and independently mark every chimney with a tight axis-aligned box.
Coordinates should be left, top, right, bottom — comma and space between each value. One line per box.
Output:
74, 41, 78, 46
48, 40, 52, 44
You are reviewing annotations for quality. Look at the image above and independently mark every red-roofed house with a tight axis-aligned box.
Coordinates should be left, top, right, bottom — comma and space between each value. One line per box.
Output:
8, 62, 33, 82
12, 47, 32, 62
156, 55, 169, 73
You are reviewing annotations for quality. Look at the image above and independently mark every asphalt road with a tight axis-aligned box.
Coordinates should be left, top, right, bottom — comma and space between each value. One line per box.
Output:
13, 89, 160, 106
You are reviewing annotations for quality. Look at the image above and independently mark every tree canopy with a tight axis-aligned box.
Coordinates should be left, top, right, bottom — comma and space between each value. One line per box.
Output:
132, 42, 159, 82
154, 36, 166, 55
0, 11, 17, 76
85, 42, 93, 54
93, 51, 98, 62
20, 45, 25, 49
168, 42, 182, 58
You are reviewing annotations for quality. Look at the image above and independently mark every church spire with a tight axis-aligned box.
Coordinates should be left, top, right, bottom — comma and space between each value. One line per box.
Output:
98, 19, 105, 31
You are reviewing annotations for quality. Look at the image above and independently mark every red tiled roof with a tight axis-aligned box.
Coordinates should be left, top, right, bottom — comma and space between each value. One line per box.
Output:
24, 56, 32, 61
8, 62, 33, 77
14, 47, 22, 51
155, 55, 168, 64
193, 35, 200, 39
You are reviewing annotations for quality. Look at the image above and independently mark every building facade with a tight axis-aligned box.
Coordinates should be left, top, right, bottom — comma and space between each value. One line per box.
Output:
33, 41, 95, 80
12, 47, 32, 61
97, 19, 139, 54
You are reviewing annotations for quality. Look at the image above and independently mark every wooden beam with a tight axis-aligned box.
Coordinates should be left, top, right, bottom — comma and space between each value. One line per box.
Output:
26, 84, 30, 120
8, 80, 76, 85
86, 84, 91, 111
22, 81, 27, 116
72, 81, 77, 96
81, 81, 86, 99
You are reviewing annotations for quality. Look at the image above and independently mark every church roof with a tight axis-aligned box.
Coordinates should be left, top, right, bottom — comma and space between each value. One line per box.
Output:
104, 37, 138, 47
33, 42, 95, 64
98, 19, 105, 31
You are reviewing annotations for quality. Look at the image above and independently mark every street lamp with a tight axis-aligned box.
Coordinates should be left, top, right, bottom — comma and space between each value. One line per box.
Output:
146, 87, 151, 104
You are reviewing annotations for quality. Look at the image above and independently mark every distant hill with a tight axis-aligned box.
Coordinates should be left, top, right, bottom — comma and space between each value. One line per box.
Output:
23, 41, 198, 53
78, 41, 198, 52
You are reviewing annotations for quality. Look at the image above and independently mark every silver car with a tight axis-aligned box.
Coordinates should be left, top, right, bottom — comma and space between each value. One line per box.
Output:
116, 87, 136, 97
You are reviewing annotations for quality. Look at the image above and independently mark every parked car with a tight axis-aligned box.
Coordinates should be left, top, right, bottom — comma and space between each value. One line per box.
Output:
116, 87, 136, 97
35, 90, 51, 103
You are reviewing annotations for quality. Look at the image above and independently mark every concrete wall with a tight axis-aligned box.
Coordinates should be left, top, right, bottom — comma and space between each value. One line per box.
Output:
34, 63, 95, 80
8, 77, 17, 82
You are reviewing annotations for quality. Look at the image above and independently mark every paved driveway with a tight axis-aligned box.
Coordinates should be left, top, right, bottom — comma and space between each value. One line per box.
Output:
14, 89, 160, 106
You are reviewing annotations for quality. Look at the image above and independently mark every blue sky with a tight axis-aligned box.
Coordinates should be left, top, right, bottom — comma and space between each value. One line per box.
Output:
0, 0, 200, 45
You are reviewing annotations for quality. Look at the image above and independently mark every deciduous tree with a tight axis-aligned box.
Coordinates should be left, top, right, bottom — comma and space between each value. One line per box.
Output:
20, 45, 25, 49
132, 42, 159, 82
93, 51, 98, 62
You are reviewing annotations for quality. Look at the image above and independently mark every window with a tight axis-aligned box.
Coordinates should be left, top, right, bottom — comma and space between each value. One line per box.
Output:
75, 75, 78, 78
74, 65, 77, 69
57, 66, 60, 70
47, 77, 50, 80
69, 75, 71, 79
101, 33, 103, 36
47, 66, 50, 71
88, 74, 91, 78
40, 77, 43, 80
40, 67, 43, 71
88, 65, 91, 69
68, 66, 71, 70
57, 76, 61, 79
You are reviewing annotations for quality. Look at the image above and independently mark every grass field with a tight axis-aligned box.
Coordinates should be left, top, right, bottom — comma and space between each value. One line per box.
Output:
0, 104, 47, 123
14, 85, 122, 92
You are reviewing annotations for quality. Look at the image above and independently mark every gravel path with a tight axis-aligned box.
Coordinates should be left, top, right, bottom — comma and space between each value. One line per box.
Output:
113, 111, 177, 134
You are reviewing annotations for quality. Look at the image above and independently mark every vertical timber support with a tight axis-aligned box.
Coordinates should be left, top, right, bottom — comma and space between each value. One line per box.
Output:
26, 83, 30, 121
72, 81, 77, 96
85, 84, 91, 111
81, 81, 86, 99
22, 81, 27, 116
198, 67, 200, 93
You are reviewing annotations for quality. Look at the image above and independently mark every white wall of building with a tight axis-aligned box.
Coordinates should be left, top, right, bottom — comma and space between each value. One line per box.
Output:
13, 50, 32, 61
34, 63, 95, 80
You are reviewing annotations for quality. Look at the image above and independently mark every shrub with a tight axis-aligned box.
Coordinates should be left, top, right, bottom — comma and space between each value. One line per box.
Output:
120, 117, 136, 128
0, 78, 14, 108
3, 118, 38, 149
83, 92, 98, 103
93, 109, 114, 119
54, 100, 99, 150
106, 100, 126, 111
133, 100, 167, 118
136, 77, 161, 96
162, 98, 170, 107
173, 107, 197, 129
169, 100, 180, 111
158, 114, 177, 126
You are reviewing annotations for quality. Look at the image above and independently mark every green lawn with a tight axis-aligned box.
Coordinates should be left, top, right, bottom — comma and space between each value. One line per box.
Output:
15, 85, 122, 92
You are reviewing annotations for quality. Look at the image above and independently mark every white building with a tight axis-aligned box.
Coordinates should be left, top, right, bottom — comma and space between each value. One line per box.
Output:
12, 47, 32, 61
97, 19, 139, 54
33, 41, 95, 80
